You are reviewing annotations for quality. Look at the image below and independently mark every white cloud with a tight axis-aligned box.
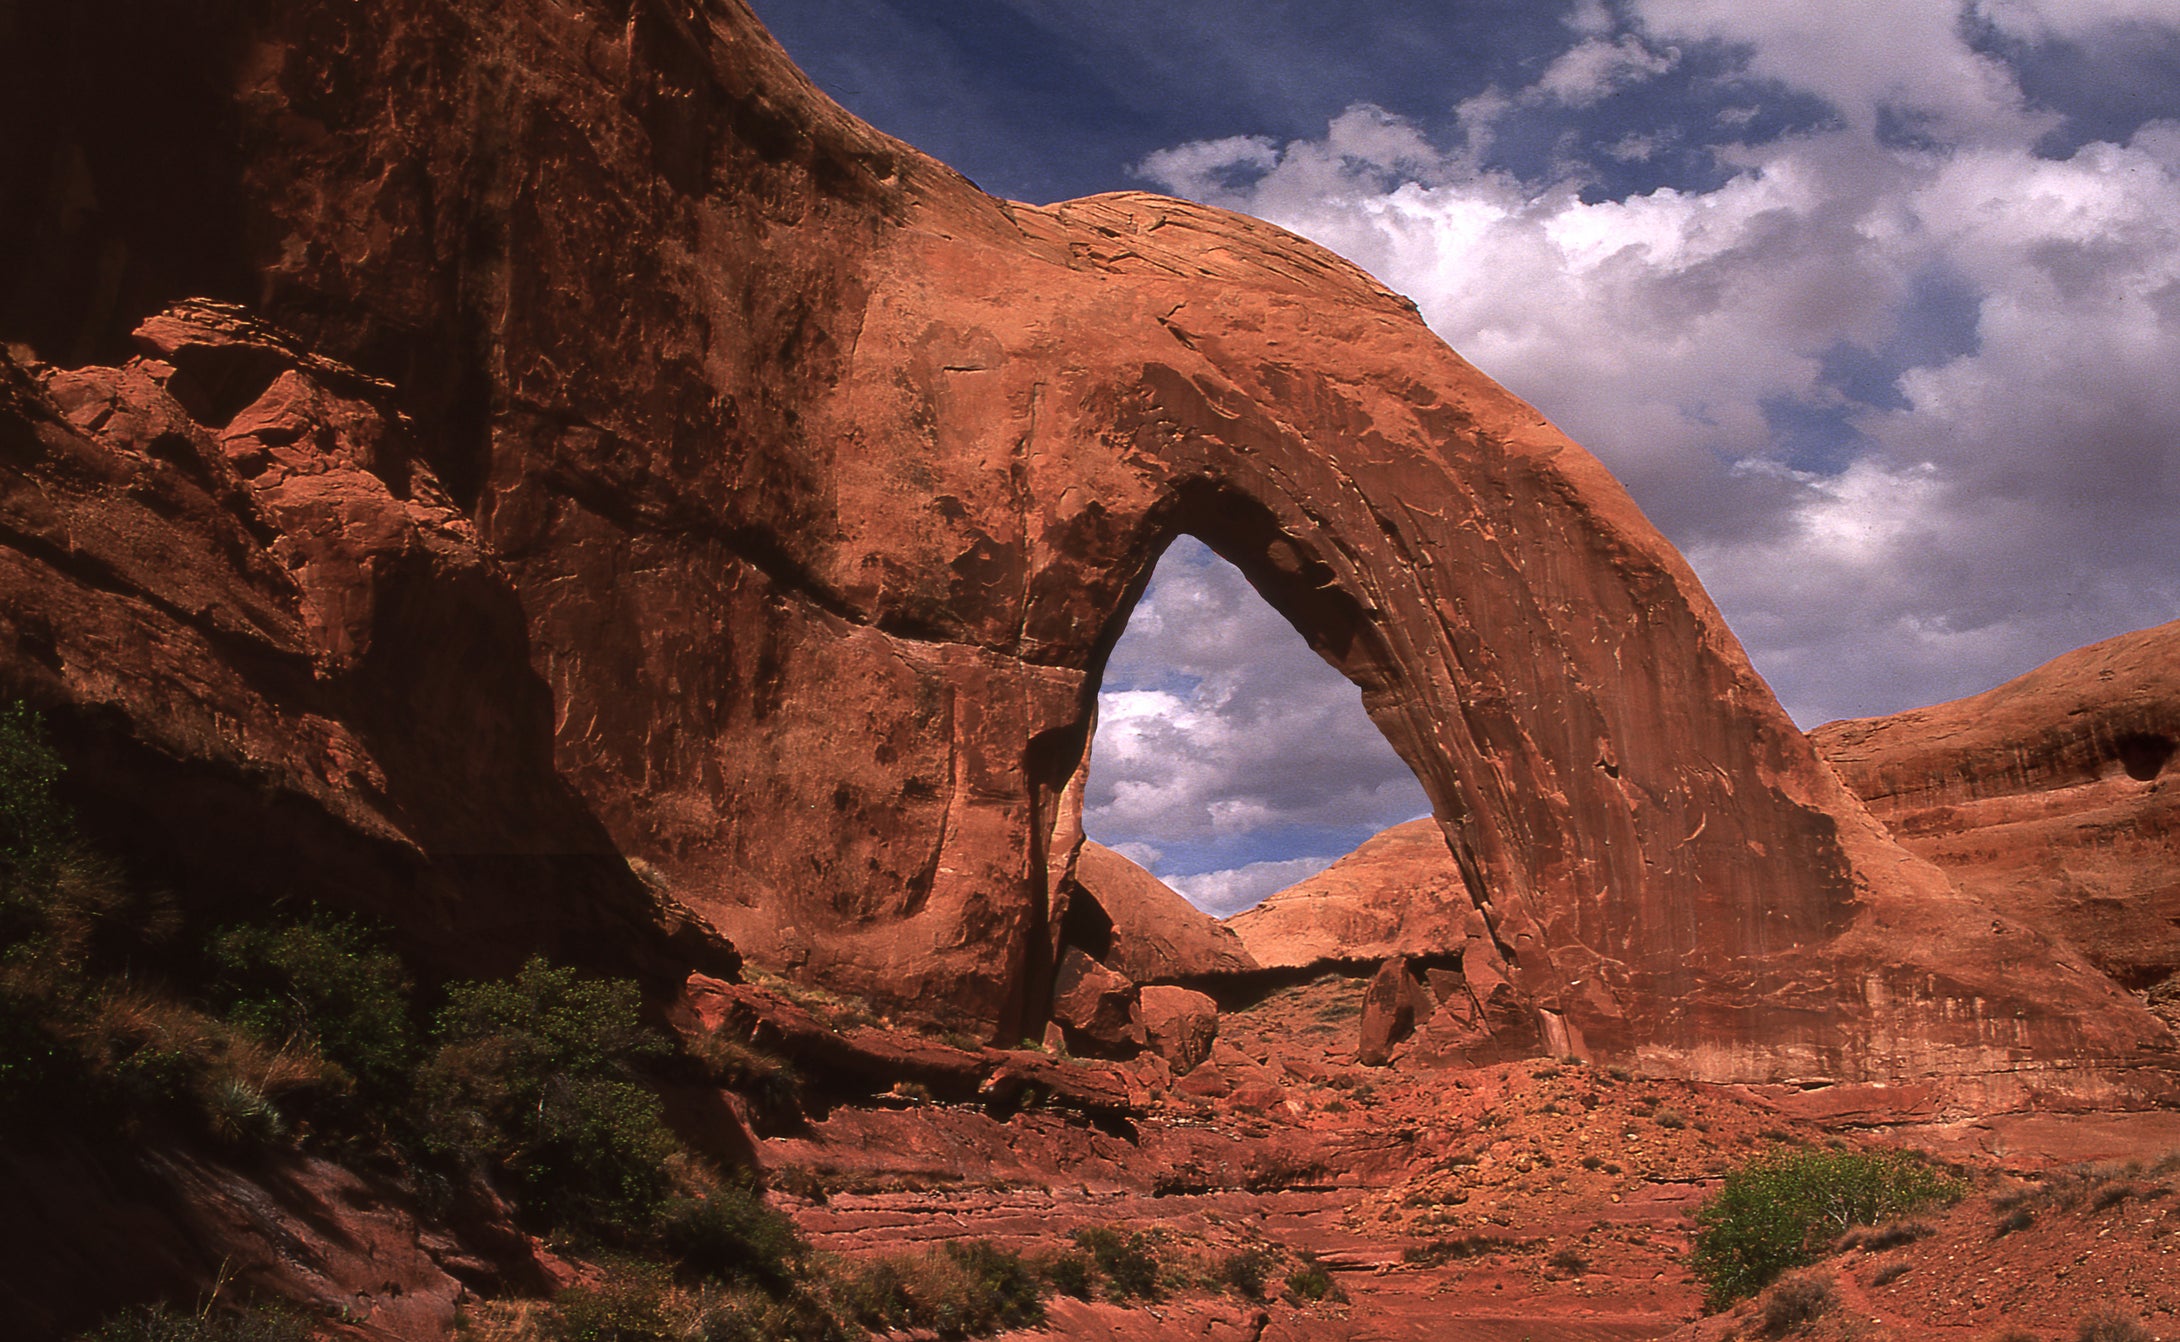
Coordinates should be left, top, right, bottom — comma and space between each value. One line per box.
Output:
1136, 9, 2180, 727
1083, 539, 1432, 872
1536, 35, 1679, 108
1166, 856, 1339, 918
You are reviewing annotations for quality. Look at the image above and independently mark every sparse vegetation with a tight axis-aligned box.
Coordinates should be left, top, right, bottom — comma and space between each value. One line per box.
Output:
1759, 1271, 1837, 1335
74, 1302, 317, 1342
2076, 1308, 2153, 1342
1073, 1225, 1164, 1301
1689, 1147, 1964, 1308
1284, 1251, 1342, 1303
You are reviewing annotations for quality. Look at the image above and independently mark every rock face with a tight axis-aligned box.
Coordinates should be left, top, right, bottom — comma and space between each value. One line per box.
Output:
1064, 842, 1259, 984
1813, 621, 2180, 991
1357, 957, 1434, 1066
1229, 818, 1489, 972
0, 0, 2168, 1082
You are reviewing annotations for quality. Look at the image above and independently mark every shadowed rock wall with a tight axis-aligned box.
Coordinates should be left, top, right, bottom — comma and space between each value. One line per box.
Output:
0, 0, 2166, 1082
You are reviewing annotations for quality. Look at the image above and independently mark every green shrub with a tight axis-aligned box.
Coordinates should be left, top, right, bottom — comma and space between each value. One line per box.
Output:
417, 958, 677, 1239
1216, 1246, 1276, 1301
0, 701, 69, 890
1285, 1252, 1341, 1303
74, 1301, 316, 1342
1689, 1147, 1962, 1308
1073, 1226, 1162, 1301
830, 1241, 1044, 1339
1036, 1248, 1095, 1299
209, 913, 414, 1103
658, 1180, 807, 1290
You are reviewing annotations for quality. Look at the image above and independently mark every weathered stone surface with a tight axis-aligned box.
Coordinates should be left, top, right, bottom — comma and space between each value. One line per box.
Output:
1813, 620, 2180, 990
0, 0, 2166, 1088
1229, 818, 1490, 971
1050, 948, 1147, 1056
1358, 956, 1435, 1066
0, 307, 731, 986
1139, 984, 1220, 1075
1064, 841, 1260, 984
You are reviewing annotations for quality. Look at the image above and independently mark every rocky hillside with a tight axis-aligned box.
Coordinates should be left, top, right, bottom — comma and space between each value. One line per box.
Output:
1813, 620, 2180, 996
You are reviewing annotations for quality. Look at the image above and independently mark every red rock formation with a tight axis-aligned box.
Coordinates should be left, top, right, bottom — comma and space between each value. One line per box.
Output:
1228, 818, 1489, 972
1357, 957, 1434, 1066
1064, 841, 1259, 984
1813, 621, 2180, 990
0, 0, 2166, 1090
1139, 984, 1220, 1075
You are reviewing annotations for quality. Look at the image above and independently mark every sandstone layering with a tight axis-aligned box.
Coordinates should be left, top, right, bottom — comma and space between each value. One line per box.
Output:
1814, 620, 2180, 996
0, 0, 2168, 1094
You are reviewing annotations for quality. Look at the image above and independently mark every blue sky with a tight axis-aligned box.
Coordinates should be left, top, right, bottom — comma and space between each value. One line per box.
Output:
751, 0, 2180, 913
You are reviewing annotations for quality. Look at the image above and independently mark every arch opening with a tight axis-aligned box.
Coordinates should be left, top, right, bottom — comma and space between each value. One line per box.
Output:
1080, 534, 1433, 918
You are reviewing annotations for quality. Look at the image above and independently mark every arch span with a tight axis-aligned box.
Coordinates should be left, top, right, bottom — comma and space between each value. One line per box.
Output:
24, 0, 2152, 1085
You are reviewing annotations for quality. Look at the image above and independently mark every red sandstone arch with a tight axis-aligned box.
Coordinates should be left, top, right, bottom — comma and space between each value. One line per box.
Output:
0, 0, 2164, 1087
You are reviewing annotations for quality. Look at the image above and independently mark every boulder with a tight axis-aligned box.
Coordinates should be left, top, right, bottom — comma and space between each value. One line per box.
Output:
1066, 842, 1259, 983
1358, 956, 1436, 1066
1050, 948, 1146, 1057
1139, 985, 1220, 1075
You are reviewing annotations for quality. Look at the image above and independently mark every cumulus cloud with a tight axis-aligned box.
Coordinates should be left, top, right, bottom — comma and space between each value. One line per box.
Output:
1167, 857, 1341, 918
1082, 539, 1431, 913
1137, 4, 2180, 727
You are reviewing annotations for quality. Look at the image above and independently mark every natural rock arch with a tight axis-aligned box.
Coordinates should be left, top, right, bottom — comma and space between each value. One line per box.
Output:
0, 0, 2162, 1087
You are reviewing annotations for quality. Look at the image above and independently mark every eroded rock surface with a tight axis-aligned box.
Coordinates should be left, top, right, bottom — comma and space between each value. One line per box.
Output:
1813, 620, 2180, 991
1063, 841, 1260, 985
1230, 819, 1490, 972
0, 0, 2166, 1088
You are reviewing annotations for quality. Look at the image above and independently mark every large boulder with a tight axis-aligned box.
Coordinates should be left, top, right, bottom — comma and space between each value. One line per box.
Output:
1065, 842, 1259, 984
1358, 956, 1435, 1066
1049, 948, 1146, 1057
1138, 985, 1220, 1075
0, 0, 2166, 1088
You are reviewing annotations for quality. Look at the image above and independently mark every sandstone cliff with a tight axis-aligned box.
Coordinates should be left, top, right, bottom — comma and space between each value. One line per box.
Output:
1813, 620, 2180, 993
0, 0, 2166, 1089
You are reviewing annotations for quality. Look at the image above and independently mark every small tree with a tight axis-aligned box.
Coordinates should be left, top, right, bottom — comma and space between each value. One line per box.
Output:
1690, 1148, 1961, 1308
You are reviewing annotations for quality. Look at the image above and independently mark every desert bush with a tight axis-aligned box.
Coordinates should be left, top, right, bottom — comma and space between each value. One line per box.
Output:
1995, 1207, 2036, 1236
683, 1030, 800, 1114
1035, 1247, 1094, 1299
1690, 1147, 1963, 1307
1284, 1252, 1341, 1303
657, 1178, 807, 1290
1548, 1247, 1589, 1275
1654, 1107, 1688, 1130
74, 1301, 317, 1342
1759, 1271, 1837, 1335
1402, 1235, 1514, 1266
1869, 1261, 1912, 1287
0, 701, 69, 889
416, 958, 677, 1239
1073, 1225, 1162, 1301
831, 1240, 1045, 1339
2076, 1308, 2153, 1342
209, 913, 414, 1105
1840, 1219, 1934, 1251
1216, 1246, 1277, 1300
